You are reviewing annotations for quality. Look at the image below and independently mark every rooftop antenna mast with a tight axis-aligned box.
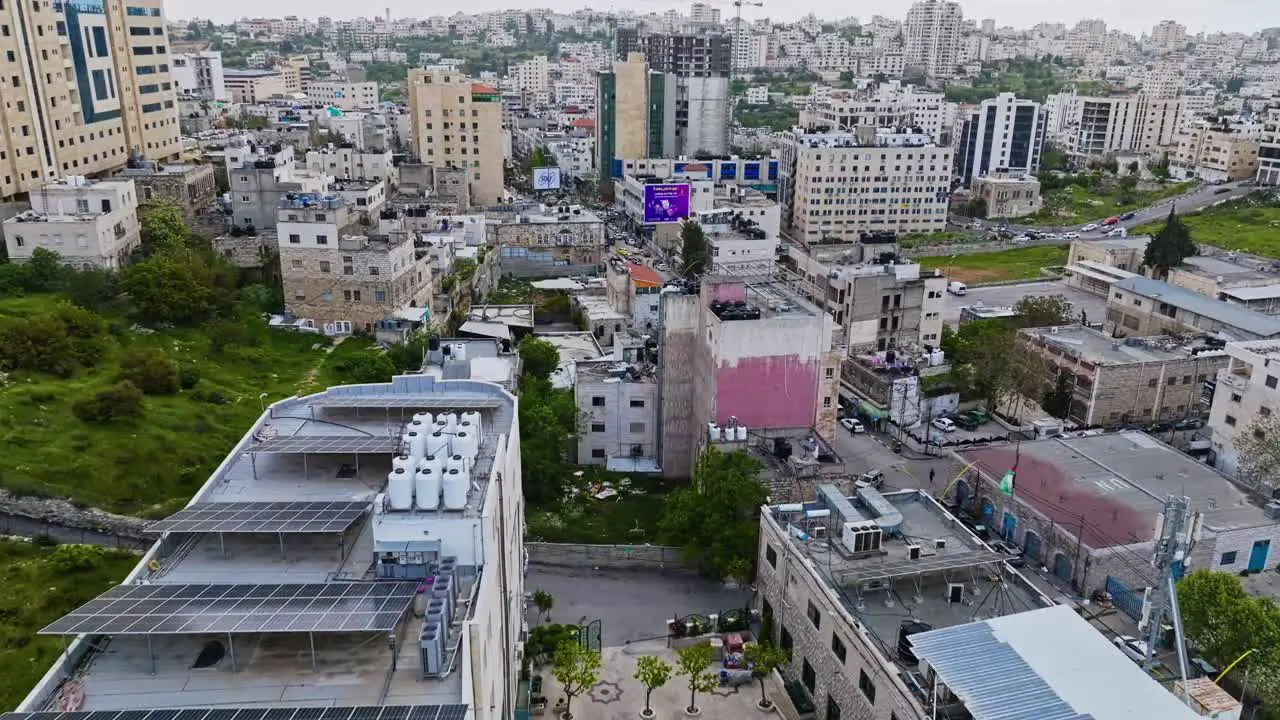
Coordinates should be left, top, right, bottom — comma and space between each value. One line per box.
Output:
1140, 492, 1200, 685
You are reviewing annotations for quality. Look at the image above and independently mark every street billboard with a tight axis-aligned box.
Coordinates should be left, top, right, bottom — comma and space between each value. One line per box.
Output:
642, 183, 690, 224
532, 167, 562, 191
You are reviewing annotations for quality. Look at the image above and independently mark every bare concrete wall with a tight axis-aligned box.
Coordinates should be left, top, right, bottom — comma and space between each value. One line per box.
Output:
526, 542, 690, 570
659, 292, 701, 479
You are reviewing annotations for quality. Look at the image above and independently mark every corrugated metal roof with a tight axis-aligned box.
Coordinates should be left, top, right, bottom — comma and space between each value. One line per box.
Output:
910, 605, 1201, 720
1113, 276, 1280, 337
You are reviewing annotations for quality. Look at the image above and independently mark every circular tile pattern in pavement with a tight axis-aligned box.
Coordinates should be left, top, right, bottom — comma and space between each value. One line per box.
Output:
589, 679, 624, 705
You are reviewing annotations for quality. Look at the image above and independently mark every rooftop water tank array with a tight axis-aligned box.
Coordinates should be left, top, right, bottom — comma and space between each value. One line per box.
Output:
415, 466, 441, 510
387, 468, 414, 510
402, 430, 426, 459
460, 411, 482, 439
452, 430, 479, 462
426, 430, 450, 458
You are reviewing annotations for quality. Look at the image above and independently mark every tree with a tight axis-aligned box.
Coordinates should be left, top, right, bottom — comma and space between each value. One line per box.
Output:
1142, 207, 1196, 278
518, 336, 561, 382
676, 642, 718, 715
1041, 372, 1073, 420
946, 319, 1018, 409
519, 376, 579, 505
1233, 415, 1280, 491
1013, 294, 1075, 328
1176, 568, 1280, 709
659, 447, 767, 579
331, 348, 398, 384
139, 202, 190, 252
532, 589, 555, 624
744, 642, 789, 709
634, 655, 672, 718
963, 197, 988, 219
121, 247, 237, 325
680, 220, 711, 278
118, 348, 181, 395
72, 381, 145, 423
552, 640, 601, 720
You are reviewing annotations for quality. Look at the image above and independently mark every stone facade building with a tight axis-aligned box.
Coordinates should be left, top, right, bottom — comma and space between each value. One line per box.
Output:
486, 206, 605, 277
118, 162, 219, 227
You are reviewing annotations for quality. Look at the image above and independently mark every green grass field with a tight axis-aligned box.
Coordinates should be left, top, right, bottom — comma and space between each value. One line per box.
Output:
1022, 182, 1194, 226
918, 244, 1069, 285
1132, 196, 1280, 259
0, 541, 137, 710
897, 230, 982, 249
0, 293, 335, 516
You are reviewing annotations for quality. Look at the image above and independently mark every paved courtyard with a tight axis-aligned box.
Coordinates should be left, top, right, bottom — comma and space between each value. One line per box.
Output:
941, 280, 1108, 327
532, 640, 770, 720
526, 566, 752, 646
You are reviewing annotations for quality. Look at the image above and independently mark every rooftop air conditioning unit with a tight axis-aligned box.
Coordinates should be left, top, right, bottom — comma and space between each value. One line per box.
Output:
906, 544, 921, 560
946, 583, 965, 604
935, 539, 947, 549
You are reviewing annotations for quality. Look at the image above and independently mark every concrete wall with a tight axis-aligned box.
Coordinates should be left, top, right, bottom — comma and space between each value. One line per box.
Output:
659, 292, 702, 479
526, 542, 689, 570
712, 314, 825, 429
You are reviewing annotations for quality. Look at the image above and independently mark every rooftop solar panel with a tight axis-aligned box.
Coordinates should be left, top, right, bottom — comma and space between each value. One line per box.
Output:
39, 582, 419, 637
248, 435, 399, 454
146, 502, 369, 535
0, 708, 467, 720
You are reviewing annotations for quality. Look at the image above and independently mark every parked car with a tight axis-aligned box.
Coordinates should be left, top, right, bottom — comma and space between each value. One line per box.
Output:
1102, 217, 1120, 226
1011, 235, 1031, 244
1120, 211, 1137, 220
990, 540, 1021, 556
1214, 187, 1233, 195
947, 281, 968, 296
931, 417, 957, 433
1175, 418, 1206, 431
953, 414, 979, 431
856, 469, 885, 489
654, 262, 669, 272
964, 407, 989, 424
1064, 232, 1081, 239
840, 417, 866, 434
1080, 223, 1100, 232
1113, 636, 1158, 666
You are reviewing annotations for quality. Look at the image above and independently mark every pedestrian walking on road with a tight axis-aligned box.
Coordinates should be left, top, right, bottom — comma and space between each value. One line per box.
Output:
929, 468, 936, 485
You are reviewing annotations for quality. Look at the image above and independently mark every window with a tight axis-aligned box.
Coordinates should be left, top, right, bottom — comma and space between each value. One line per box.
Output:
858, 669, 877, 704
591, 423, 606, 433
831, 634, 846, 663
12, 235, 21, 247
291, 259, 303, 269
780, 626, 793, 651
1221, 551, 1238, 565
1148, 379, 1158, 387
1226, 415, 1237, 427
591, 448, 606, 458
822, 396, 832, 408
288, 234, 300, 243
766, 544, 777, 568
628, 422, 645, 433
316, 235, 328, 245
1269, 376, 1279, 389
369, 266, 379, 275
374, 290, 387, 303
592, 396, 605, 406
826, 697, 842, 720
629, 399, 645, 408
825, 367, 834, 379
318, 261, 330, 273
1232, 393, 1243, 403
801, 659, 816, 694
806, 600, 821, 629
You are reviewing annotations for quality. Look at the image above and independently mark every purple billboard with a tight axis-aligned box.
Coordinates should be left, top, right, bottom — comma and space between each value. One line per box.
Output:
643, 183, 691, 224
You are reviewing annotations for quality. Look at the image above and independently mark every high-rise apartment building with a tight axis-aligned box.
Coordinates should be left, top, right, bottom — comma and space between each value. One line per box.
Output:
171, 50, 226, 100
778, 126, 953, 243
0, 0, 180, 201
641, 32, 731, 156
1047, 91, 1183, 159
955, 93, 1047, 186
595, 53, 677, 178
903, 0, 963, 79
1257, 107, 1280, 187
1150, 20, 1187, 51
407, 68, 504, 207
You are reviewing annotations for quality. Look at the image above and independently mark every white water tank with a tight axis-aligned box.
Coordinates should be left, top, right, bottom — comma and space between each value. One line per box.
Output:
453, 430, 479, 461
412, 411, 433, 426
403, 431, 426, 459
442, 412, 459, 435
446, 453, 470, 476
415, 466, 441, 510
426, 430, 450, 458
442, 468, 468, 509
392, 454, 418, 476
448, 342, 467, 362
735, 425, 747, 441
460, 411, 482, 438
708, 423, 721, 441
387, 468, 413, 510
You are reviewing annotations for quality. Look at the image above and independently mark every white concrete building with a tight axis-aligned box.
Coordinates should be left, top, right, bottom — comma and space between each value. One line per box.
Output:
304, 80, 379, 110
1256, 107, 1280, 187
172, 51, 227, 101
904, 0, 963, 79
576, 357, 660, 468
3, 177, 140, 269
745, 85, 770, 104
1209, 340, 1280, 484
304, 146, 395, 182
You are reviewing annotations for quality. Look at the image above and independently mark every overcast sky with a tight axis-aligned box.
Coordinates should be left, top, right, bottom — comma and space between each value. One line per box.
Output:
174, 0, 1280, 36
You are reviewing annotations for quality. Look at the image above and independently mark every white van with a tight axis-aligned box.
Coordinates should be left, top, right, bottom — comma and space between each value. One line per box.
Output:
947, 281, 968, 296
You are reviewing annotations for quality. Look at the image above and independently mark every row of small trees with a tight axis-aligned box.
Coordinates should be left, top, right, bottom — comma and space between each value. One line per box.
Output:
551, 639, 790, 719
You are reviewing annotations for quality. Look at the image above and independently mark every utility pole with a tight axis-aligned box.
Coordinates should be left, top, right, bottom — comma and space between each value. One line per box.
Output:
1141, 492, 1202, 684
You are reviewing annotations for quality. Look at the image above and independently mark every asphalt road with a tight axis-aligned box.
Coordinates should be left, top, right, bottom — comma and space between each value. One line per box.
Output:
969, 180, 1255, 236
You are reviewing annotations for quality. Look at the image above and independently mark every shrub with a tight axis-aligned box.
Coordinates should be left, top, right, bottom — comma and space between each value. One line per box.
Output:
118, 348, 181, 395
72, 381, 144, 423
178, 365, 201, 389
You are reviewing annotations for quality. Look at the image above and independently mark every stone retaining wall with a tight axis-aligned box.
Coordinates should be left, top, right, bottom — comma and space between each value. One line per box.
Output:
525, 542, 689, 570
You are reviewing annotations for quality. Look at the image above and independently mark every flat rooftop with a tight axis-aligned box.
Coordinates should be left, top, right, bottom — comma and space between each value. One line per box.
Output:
1183, 254, 1274, 283
1020, 325, 1219, 365
911, 604, 1201, 720
465, 304, 534, 330
20, 376, 517, 715
770, 488, 1051, 663
957, 432, 1273, 549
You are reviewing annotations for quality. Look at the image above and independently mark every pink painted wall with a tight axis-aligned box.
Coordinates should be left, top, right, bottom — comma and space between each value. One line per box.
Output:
710, 282, 746, 304
715, 356, 819, 428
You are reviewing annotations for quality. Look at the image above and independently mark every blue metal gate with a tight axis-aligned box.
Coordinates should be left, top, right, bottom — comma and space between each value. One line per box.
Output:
1001, 512, 1016, 542
1105, 575, 1144, 621
1249, 540, 1272, 572
1053, 552, 1073, 583
1023, 531, 1042, 561
981, 500, 995, 529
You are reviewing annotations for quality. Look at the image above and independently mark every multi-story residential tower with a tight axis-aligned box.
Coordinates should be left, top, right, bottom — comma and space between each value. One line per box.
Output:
171, 50, 226, 100
903, 0, 963, 79
955, 92, 1047, 187
641, 32, 731, 156
595, 53, 677, 179
0, 0, 179, 201
1258, 107, 1280, 187
407, 68, 504, 208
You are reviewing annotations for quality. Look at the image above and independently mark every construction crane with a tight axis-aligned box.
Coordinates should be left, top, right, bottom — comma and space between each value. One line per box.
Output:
725, 0, 763, 30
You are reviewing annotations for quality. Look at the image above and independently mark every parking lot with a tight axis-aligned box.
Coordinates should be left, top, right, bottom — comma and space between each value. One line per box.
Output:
942, 280, 1109, 327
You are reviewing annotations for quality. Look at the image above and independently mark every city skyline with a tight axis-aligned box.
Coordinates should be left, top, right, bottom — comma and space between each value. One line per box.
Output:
169, 0, 1280, 36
